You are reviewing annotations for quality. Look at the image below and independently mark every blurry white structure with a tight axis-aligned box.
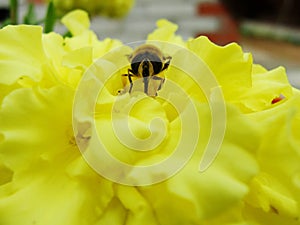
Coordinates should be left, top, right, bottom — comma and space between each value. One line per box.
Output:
90, 0, 219, 42
13, 0, 219, 42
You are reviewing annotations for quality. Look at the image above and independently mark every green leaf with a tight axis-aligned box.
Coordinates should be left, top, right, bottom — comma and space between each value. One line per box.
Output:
63, 30, 73, 38
44, 1, 56, 33
1, 19, 12, 28
23, 3, 37, 25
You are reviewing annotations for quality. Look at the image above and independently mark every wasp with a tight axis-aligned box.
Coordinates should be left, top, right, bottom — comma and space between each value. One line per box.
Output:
122, 44, 172, 96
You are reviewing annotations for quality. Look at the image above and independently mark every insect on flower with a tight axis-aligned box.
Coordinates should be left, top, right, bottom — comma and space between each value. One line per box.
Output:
122, 44, 172, 96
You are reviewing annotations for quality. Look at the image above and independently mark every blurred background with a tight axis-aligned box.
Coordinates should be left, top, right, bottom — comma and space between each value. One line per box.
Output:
1, 0, 299, 88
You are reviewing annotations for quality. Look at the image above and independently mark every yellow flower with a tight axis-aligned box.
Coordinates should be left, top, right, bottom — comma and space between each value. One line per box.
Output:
52, 0, 135, 18
0, 9, 299, 225
242, 90, 300, 224
188, 36, 299, 225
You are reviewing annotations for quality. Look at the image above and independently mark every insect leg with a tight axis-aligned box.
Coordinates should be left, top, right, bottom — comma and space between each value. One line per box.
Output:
162, 56, 172, 71
124, 69, 135, 93
121, 69, 135, 93
152, 76, 165, 91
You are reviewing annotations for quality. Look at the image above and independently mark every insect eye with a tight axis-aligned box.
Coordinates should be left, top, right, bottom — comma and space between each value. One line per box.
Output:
151, 61, 163, 74
131, 62, 140, 74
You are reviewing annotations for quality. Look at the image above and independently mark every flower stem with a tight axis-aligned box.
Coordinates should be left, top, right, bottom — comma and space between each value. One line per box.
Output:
10, 0, 18, 25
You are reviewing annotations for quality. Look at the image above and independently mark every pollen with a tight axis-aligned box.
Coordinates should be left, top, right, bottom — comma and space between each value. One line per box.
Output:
271, 94, 285, 104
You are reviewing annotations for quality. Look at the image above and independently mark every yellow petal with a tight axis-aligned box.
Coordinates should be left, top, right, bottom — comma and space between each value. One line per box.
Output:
0, 25, 46, 85
116, 185, 158, 224
0, 163, 13, 186
0, 160, 114, 225
187, 36, 253, 101
239, 66, 293, 112
92, 97, 259, 223
246, 174, 298, 218
0, 83, 21, 105
95, 198, 127, 225
92, 38, 124, 59
147, 19, 185, 46
0, 86, 74, 171
62, 47, 93, 69
252, 63, 268, 75
61, 10, 90, 36
244, 91, 300, 223
94, 94, 172, 165
0, 85, 115, 225
42, 32, 66, 68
